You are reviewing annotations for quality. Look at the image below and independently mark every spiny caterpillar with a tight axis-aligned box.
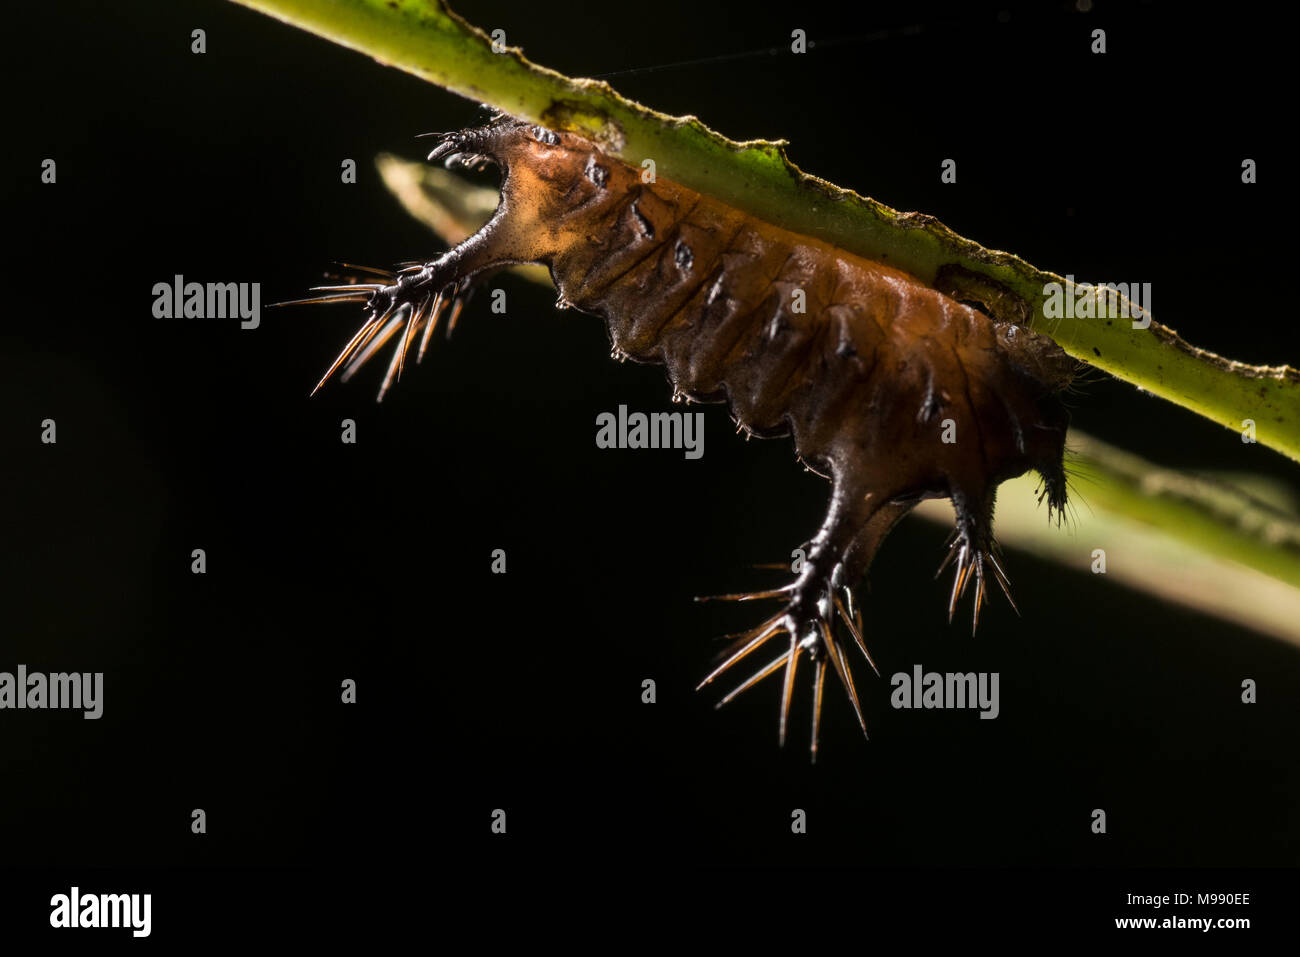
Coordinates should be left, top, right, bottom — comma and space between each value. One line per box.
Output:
281, 116, 1078, 759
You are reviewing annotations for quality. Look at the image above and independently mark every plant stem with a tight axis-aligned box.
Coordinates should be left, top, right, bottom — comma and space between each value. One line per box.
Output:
231, 0, 1300, 462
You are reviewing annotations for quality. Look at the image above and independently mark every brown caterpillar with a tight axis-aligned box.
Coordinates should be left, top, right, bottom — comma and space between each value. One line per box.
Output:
281, 116, 1078, 758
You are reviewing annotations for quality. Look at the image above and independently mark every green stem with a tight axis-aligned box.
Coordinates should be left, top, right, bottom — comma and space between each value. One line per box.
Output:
232, 0, 1300, 462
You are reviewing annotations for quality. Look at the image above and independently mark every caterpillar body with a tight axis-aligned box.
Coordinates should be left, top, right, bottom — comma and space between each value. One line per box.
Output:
285, 116, 1078, 759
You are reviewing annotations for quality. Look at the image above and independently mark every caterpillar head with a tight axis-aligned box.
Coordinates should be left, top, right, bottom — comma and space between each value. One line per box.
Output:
425, 117, 633, 266
426, 118, 597, 188
423, 117, 519, 171
435, 118, 625, 198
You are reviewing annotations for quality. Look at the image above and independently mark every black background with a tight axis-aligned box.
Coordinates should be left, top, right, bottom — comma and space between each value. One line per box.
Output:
2, 0, 1296, 939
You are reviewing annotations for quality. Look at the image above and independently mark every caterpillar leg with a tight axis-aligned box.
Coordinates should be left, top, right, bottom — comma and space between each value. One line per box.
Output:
936, 487, 1018, 634
696, 486, 909, 761
284, 238, 504, 402
274, 124, 544, 401
273, 255, 484, 402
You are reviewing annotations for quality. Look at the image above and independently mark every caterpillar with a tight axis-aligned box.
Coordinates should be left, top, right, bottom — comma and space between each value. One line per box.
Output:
281, 115, 1078, 759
